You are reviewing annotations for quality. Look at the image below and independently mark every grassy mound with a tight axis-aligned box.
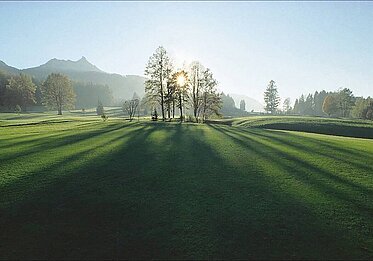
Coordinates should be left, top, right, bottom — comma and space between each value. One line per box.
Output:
219, 116, 373, 139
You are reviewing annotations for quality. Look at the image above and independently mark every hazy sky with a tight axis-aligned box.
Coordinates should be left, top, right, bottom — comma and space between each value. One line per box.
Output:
1, 1, 373, 103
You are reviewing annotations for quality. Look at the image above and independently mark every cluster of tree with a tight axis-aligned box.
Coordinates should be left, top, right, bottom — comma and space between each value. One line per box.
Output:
351, 97, 373, 120
0, 71, 37, 112
291, 88, 357, 118
0, 69, 115, 114
0, 71, 75, 114
292, 90, 329, 116
144, 46, 222, 122
73, 82, 113, 109
278, 87, 372, 120
220, 93, 250, 117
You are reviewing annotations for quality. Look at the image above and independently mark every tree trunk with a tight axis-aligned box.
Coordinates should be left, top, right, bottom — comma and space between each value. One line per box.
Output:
172, 100, 175, 118
179, 94, 183, 122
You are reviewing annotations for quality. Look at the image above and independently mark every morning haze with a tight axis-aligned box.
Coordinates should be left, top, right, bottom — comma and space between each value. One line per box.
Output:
1, 1, 373, 103
1, 1, 373, 260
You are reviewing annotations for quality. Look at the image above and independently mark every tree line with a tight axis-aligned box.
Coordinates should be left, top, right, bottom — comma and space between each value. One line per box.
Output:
263, 80, 373, 120
143, 46, 222, 122
0, 70, 113, 113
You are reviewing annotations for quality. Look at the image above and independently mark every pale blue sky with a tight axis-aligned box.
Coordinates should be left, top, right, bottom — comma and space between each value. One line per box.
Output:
1, 1, 373, 103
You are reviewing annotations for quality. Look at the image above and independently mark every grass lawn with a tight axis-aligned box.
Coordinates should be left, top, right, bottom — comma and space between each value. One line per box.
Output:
1, 114, 373, 259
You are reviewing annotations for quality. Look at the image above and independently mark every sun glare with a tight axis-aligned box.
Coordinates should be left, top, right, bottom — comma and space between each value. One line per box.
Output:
177, 74, 186, 86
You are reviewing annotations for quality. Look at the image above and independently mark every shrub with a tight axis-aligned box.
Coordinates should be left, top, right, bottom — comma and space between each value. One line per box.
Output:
96, 101, 104, 116
101, 114, 109, 122
14, 104, 22, 114
151, 108, 158, 121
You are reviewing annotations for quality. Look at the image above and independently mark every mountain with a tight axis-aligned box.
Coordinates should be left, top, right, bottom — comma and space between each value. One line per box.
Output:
25, 56, 103, 74
0, 57, 146, 102
0, 60, 20, 75
229, 93, 264, 112
22, 57, 146, 101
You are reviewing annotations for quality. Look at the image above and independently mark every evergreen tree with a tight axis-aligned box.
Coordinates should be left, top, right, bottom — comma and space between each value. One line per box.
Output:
240, 100, 246, 111
264, 80, 280, 114
283, 98, 291, 114
96, 100, 104, 116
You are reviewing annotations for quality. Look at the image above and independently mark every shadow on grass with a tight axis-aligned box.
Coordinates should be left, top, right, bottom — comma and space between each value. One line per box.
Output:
210, 125, 373, 211
0, 123, 372, 259
0, 122, 141, 161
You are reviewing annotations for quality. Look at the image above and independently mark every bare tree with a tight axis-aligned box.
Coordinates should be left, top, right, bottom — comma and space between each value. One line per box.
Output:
123, 94, 140, 121
172, 70, 189, 122
189, 61, 204, 121
283, 97, 291, 114
144, 46, 173, 121
199, 68, 221, 121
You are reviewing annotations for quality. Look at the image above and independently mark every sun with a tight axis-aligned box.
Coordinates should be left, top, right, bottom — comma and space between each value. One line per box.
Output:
176, 74, 186, 87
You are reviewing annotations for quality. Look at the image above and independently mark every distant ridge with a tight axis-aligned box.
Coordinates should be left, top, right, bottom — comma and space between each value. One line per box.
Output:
0, 60, 20, 75
229, 93, 264, 112
32, 56, 103, 73
0, 57, 146, 100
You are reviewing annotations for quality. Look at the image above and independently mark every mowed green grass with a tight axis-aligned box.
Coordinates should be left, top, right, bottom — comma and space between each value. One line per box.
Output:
1, 114, 373, 259
232, 115, 373, 139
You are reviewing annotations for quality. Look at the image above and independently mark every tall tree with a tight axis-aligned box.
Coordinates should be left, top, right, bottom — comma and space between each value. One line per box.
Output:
322, 95, 338, 117
362, 99, 373, 120
41, 73, 75, 115
199, 68, 222, 121
351, 97, 372, 119
144, 46, 173, 121
0, 70, 11, 107
336, 88, 354, 117
123, 93, 140, 121
283, 97, 291, 114
189, 61, 204, 120
172, 70, 189, 122
240, 99, 246, 111
298, 94, 306, 115
96, 100, 104, 116
5, 73, 36, 111
264, 80, 280, 114
304, 94, 315, 115
293, 99, 299, 114
314, 90, 328, 116
165, 76, 176, 119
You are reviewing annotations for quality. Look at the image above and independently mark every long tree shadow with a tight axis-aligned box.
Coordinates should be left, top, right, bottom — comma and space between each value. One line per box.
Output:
0, 123, 148, 207
246, 128, 373, 174
0, 122, 141, 162
1, 123, 372, 259
209, 125, 373, 248
233, 127, 373, 189
210, 125, 373, 211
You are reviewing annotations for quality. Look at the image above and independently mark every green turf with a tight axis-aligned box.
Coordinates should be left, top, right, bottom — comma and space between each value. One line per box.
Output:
230, 115, 373, 139
1, 114, 373, 259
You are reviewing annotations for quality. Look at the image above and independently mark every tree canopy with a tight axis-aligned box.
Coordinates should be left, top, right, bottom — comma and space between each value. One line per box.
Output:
41, 73, 75, 115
